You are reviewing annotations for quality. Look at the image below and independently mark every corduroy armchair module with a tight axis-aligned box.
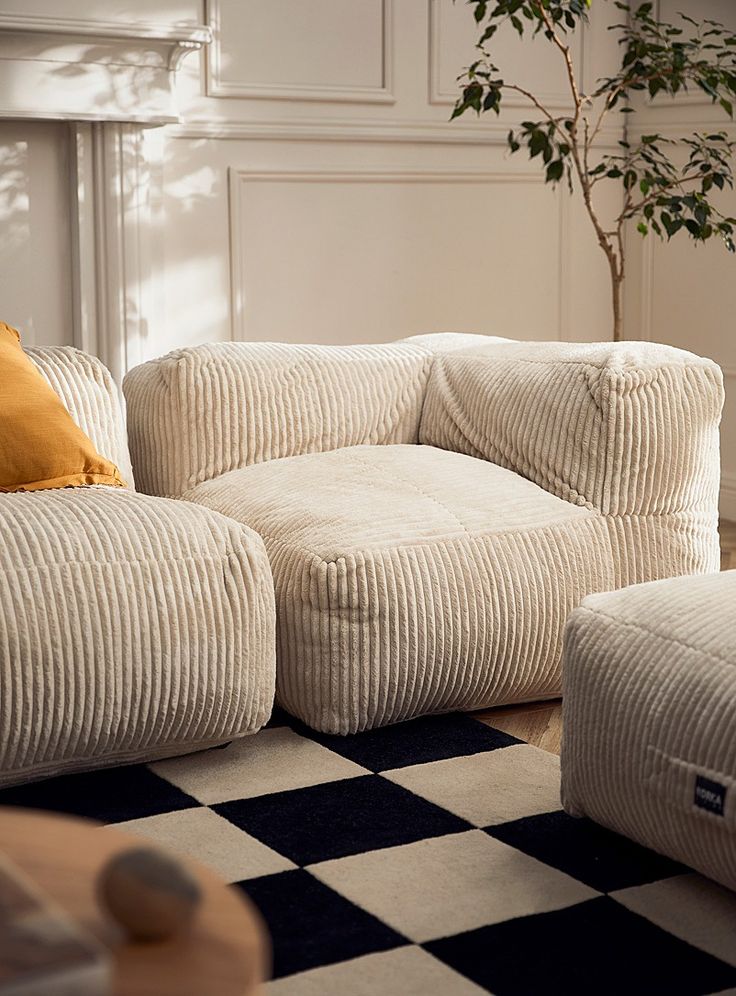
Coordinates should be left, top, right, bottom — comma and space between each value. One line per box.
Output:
0, 348, 276, 787
123, 334, 724, 734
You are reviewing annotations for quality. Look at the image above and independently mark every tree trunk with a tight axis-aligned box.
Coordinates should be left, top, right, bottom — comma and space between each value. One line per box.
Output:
610, 264, 624, 342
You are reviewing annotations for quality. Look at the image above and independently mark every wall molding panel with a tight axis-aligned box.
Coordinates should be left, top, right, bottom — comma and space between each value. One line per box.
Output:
427, 0, 585, 109
227, 166, 566, 344
173, 118, 509, 145
172, 118, 621, 148
205, 0, 394, 104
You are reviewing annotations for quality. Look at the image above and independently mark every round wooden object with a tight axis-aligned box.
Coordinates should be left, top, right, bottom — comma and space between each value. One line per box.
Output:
99, 847, 202, 941
0, 807, 268, 995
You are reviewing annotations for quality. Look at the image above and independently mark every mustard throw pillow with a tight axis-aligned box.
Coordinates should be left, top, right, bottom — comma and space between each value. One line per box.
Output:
0, 323, 126, 492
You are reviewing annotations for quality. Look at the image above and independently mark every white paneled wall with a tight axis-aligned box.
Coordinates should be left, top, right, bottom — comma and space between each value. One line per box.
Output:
623, 0, 736, 517
0, 0, 621, 357
206, 0, 391, 102
155, 0, 621, 353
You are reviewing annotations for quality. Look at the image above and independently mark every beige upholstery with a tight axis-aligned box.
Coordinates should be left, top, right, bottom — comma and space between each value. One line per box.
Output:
123, 333, 496, 498
561, 571, 736, 890
0, 349, 276, 787
420, 340, 723, 585
28, 346, 135, 488
185, 444, 614, 733
124, 334, 723, 733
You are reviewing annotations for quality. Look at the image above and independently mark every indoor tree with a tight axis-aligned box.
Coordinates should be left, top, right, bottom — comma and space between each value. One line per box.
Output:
452, 0, 736, 340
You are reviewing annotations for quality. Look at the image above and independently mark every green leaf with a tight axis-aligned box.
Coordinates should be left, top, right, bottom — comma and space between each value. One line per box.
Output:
720, 97, 733, 117
637, 221, 649, 235
529, 131, 547, 158
546, 160, 564, 182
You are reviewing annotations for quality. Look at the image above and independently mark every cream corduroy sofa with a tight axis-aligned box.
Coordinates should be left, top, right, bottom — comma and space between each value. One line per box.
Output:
0, 348, 276, 787
123, 334, 724, 734
562, 570, 736, 890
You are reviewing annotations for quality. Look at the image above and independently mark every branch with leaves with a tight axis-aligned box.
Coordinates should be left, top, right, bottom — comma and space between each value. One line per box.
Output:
451, 0, 736, 340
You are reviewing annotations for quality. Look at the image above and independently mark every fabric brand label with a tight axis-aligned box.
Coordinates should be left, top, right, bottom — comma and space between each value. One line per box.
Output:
694, 774, 726, 816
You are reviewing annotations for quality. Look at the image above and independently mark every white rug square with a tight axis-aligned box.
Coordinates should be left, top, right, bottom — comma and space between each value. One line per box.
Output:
309, 829, 597, 943
612, 873, 736, 969
149, 727, 368, 804
265, 946, 488, 996
383, 744, 561, 826
115, 806, 295, 883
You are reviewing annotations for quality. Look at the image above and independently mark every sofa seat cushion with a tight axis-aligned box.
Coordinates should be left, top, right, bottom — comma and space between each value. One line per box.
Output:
185, 444, 615, 733
0, 488, 275, 786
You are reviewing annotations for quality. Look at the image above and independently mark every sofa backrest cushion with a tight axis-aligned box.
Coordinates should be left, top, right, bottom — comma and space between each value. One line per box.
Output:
123, 334, 494, 498
27, 345, 135, 488
420, 339, 724, 518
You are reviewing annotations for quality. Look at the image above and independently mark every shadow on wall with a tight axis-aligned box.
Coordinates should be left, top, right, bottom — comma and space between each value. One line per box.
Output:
0, 49, 225, 362
0, 141, 33, 342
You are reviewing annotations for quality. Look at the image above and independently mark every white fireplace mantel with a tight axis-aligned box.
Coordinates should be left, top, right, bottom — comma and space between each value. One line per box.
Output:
0, 13, 211, 123
0, 14, 211, 379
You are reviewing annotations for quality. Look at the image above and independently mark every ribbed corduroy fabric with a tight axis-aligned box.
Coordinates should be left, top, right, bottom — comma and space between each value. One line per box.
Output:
27, 346, 135, 488
0, 349, 277, 787
561, 571, 736, 890
420, 340, 724, 583
125, 334, 723, 734
122, 334, 496, 498
0, 488, 276, 786
185, 444, 615, 733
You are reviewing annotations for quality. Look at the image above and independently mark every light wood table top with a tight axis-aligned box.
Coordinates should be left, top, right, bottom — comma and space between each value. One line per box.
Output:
0, 807, 268, 995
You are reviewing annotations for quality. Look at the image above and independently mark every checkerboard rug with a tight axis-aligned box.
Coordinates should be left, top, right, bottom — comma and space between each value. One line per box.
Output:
2, 711, 736, 995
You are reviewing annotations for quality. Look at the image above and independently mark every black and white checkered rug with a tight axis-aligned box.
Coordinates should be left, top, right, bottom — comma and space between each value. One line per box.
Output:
2, 710, 736, 995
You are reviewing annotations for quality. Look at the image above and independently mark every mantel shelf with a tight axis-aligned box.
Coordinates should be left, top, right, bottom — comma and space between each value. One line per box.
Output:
0, 13, 211, 124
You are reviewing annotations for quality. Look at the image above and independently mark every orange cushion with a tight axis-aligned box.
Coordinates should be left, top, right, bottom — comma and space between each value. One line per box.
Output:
0, 323, 126, 492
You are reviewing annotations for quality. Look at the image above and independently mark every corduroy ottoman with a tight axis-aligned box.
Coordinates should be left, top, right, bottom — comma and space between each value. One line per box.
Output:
561, 570, 736, 890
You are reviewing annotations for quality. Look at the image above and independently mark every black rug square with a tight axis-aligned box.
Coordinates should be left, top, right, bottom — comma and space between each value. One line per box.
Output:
0, 764, 198, 823
426, 896, 736, 996
293, 713, 521, 772
237, 868, 407, 979
486, 810, 688, 892
214, 774, 470, 865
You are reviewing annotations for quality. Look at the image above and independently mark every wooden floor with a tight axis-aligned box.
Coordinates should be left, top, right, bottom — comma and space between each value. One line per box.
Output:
473, 519, 736, 754
721, 519, 736, 571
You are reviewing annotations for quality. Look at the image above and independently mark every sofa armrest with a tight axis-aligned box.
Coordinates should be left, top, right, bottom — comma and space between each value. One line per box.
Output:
419, 340, 724, 518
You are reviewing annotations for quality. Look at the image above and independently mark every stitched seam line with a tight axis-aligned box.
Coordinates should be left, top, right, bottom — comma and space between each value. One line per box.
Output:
575, 604, 736, 668
257, 514, 604, 563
